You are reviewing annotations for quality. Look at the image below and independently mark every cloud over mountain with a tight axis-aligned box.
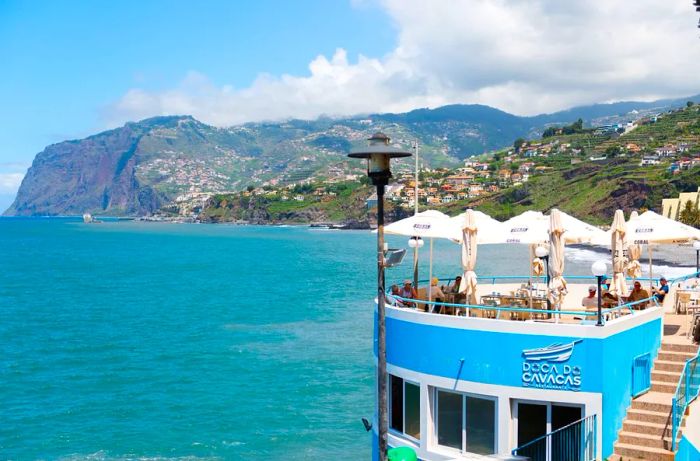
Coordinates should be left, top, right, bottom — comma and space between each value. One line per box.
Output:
106, 0, 700, 127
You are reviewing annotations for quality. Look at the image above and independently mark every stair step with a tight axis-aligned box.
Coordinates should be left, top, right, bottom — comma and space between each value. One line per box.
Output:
657, 350, 697, 362
631, 399, 673, 414
622, 419, 673, 436
650, 380, 678, 393
618, 431, 671, 450
660, 342, 699, 354
651, 369, 682, 383
613, 442, 674, 461
626, 408, 672, 425
653, 359, 685, 373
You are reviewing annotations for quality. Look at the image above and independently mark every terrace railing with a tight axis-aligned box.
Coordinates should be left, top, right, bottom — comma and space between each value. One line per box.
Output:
389, 293, 659, 323
511, 414, 597, 461
671, 350, 700, 451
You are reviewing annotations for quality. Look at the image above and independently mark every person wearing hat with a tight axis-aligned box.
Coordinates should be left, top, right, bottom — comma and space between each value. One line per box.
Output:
581, 285, 598, 310
399, 279, 417, 307
652, 277, 669, 303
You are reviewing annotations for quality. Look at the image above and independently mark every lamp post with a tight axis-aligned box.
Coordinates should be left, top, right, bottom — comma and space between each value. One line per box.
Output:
694, 240, 700, 275
412, 140, 420, 288
535, 246, 550, 286
349, 133, 411, 461
408, 236, 424, 289
592, 260, 607, 326
535, 245, 551, 311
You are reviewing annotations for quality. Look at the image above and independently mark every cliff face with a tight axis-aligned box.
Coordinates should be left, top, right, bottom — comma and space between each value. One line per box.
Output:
4, 118, 180, 216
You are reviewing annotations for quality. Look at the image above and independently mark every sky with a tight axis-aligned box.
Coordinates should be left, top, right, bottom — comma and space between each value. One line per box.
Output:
1, 0, 700, 210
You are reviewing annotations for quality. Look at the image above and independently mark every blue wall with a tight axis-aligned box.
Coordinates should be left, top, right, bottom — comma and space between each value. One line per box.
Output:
677, 434, 700, 461
383, 315, 662, 458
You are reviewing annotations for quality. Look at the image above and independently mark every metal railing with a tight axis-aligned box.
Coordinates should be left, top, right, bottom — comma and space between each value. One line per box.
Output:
388, 293, 659, 323
511, 414, 597, 461
632, 353, 652, 397
671, 350, 700, 451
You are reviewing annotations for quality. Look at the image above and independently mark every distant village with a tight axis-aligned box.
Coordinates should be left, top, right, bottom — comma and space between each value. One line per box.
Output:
158, 106, 700, 219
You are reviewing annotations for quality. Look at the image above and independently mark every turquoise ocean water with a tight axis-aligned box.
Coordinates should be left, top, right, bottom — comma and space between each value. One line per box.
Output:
1, 218, 606, 460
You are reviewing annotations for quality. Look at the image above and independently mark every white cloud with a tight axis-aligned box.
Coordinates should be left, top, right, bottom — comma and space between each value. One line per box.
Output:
0, 173, 25, 195
105, 0, 700, 126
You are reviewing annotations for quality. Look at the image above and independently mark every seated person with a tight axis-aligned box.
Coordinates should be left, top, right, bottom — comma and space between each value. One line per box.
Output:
448, 276, 463, 293
386, 285, 406, 307
581, 286, 598, 310
601, 278, 610, 291
429, 277, 447, 313
651, 277, 669, 303
627, 281, 650, 308
602, 291, 619, 308
398, 280, 417, 307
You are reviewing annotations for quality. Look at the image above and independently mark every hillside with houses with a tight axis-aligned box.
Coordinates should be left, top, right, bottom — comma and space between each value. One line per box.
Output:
191, 102, 700, 226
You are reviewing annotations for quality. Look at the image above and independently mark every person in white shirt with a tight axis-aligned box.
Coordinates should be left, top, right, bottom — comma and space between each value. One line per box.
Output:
582, 286, 597, 309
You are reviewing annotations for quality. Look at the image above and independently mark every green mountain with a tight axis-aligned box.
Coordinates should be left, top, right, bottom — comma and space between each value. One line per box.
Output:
5, 95, 699, 216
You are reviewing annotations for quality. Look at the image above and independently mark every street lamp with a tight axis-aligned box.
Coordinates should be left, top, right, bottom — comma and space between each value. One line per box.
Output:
349, 132, 411, 461
693, 240, 700, 275
535, 246, 550, 286
591, 260, 607, 326
408, 236, 424, 287
535, 245, 551, 312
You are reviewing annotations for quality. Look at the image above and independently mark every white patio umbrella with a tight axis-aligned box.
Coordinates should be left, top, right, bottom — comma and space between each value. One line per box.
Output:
498, 210, 607, 245
458, 210, 479, 304
448, 210, 505, 244
625, 211, 642, 279
548, 209, 568, 309
383, 210, 457, 307
383, 210, 458, 241
625, 210, 700, 286
610, 210, 629, 298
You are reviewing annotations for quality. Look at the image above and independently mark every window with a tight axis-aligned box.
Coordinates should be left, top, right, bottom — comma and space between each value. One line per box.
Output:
435, 389, 496, 455
389, 375, 420, 440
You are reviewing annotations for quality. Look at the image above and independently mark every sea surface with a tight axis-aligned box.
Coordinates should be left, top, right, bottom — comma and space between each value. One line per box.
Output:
1, 218, 696, 460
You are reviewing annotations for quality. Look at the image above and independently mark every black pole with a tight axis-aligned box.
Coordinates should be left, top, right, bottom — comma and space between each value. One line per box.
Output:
696, 249, 699, 275
376, 183, 388, 461
596, 275, 603, 326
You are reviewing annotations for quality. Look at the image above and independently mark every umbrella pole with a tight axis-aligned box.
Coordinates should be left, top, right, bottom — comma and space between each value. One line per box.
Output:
649, 245, 653, 292
428, 238, 434, 312
529, 244, 533, 308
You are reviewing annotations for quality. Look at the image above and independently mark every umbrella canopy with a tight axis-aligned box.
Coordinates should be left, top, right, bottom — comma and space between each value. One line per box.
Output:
383, 210, 457, 240
548, 209, 568, 307
448, 210, 504, 244
625, 210, 700, 244
625, 211, 642, 278
458, 210, 479, 304
610, 209, 629, 297
498, 210, 606, 245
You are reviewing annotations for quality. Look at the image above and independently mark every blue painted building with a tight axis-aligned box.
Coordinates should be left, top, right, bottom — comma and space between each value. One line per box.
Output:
374, 297, 664, 460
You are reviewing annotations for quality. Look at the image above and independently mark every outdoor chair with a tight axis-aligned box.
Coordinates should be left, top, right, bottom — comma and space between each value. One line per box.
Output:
676, 292, 691, 314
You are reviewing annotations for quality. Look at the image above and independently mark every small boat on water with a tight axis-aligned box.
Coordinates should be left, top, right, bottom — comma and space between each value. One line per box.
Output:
521, 339, 583, 362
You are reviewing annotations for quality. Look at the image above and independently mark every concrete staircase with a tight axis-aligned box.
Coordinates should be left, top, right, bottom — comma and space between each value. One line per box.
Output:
610, 342, 698, 461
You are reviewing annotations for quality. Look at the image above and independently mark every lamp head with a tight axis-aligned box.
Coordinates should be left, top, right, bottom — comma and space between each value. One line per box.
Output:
693, 240, 700, 251
348, 133, 411, 186
408, 236, 424, 248
591, 260, 607, 277
535, 246, 549, 258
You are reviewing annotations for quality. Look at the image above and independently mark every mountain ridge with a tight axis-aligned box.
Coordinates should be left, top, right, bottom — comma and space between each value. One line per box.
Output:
6, 94, 699, 216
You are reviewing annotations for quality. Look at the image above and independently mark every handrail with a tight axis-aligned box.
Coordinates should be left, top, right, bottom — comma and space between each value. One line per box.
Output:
388, 294, 660, 322
511, 414, 597, 461
671, 349, 700, 451
410, 273, 695, 286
